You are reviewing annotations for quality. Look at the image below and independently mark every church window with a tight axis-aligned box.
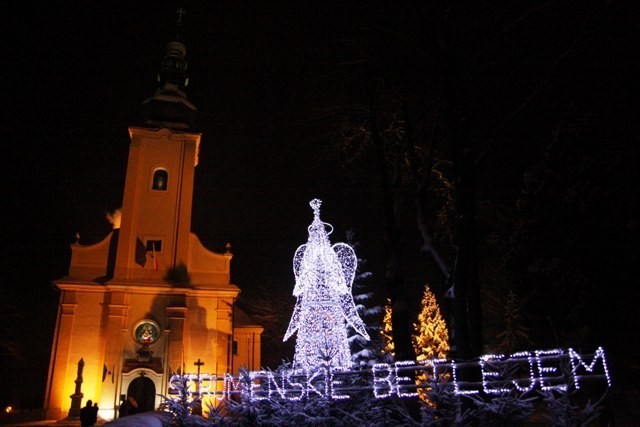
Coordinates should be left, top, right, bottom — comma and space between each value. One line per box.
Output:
146, 240, 162, 253
152, 168, 168, 191
232, 340, 238, 356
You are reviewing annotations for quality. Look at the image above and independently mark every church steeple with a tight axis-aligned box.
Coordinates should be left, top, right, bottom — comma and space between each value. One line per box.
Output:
141, 8, 197, 130
44, 9, 263, 421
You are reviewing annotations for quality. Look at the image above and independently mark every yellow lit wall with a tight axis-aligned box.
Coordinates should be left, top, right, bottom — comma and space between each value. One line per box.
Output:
45, 125, 261, 421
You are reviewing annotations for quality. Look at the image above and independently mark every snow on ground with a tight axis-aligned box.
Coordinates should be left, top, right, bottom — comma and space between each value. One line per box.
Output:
4, 412, 172, 427
103, 412, 172, 427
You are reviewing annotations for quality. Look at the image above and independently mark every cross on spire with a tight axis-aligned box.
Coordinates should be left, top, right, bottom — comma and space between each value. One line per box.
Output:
176, 7, 186, 24
175, 7, 186, 40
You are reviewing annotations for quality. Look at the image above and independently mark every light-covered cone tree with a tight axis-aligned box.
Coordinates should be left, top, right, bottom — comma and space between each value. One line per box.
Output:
412, 283, 450, 403
380, 299, 395, 360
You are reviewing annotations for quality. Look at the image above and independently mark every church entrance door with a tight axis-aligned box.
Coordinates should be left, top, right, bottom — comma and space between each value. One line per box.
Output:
127, 377, 156, 413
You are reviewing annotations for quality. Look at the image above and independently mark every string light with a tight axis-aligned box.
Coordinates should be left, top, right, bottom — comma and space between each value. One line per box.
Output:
568, 346, 611, 389
283, 199, 369, 370
248, 370, 269, 401
430, 358, 449, 383
304, 367, 328, 398
509, 351, 536, 393
222, 372, 243, 401
479, 354, 510, 394
372, 363, 394, 398
329, 367, 351, 400
282, 370, 305, 401
395, 360, 419, 398
197, 373, 214, 397
168, 347, 610, 403
211, 373, 226, 402
266, 371, 286, 399
535, 349, 567, 391
451, 360, 480, 395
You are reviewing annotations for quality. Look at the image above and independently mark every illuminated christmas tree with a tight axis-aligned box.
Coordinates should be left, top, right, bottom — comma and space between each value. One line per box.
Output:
412, 283, 450, 403
380, 299, 395, 360
413, 284, 449, 360
283, 199, 370, 370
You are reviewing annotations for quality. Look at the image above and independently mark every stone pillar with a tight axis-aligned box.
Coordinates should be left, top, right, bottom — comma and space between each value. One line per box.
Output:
44, 293, 78, 420
99, 292, 129, 420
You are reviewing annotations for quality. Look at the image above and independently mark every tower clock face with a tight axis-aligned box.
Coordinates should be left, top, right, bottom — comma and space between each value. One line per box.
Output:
133, 320, 160, 345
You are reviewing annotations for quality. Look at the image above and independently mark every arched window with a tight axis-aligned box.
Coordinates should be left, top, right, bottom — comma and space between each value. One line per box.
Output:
152, 168, 168, 191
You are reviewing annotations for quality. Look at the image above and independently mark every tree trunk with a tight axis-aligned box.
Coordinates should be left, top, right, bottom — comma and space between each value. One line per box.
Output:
443, 49, 483, 362
369, 94, 417, 364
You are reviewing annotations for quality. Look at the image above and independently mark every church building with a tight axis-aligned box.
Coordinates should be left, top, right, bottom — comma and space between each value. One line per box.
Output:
43, 34, 262, 421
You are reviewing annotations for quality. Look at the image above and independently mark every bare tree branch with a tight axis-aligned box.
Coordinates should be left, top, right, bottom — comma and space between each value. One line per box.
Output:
480, 12, 591, 166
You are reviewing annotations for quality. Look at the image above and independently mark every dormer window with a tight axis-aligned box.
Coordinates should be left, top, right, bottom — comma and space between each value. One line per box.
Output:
152, 168, 168, 191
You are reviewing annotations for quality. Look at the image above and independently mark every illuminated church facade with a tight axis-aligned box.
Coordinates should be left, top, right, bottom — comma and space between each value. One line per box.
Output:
43, 37, 262, 421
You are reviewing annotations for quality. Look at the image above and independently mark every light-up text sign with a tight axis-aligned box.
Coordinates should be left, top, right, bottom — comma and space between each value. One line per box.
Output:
170, 346, 610, 402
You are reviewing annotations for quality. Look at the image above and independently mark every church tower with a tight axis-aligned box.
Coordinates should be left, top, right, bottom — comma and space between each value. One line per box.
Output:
115, 38, 200, 283
44, 24, 262, 421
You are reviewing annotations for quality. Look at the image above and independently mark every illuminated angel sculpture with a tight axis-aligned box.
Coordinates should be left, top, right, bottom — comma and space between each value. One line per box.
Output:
284, 199, 370, 370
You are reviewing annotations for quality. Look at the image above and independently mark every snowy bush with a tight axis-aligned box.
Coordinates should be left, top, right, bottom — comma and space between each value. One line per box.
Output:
161, 363, 609, 426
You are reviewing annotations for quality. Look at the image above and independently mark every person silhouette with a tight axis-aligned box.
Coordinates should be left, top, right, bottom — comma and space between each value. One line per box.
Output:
118, 395, 130, 418
92, 402, 99, 425
127, 395, 139, 415
80, 400, 94, 427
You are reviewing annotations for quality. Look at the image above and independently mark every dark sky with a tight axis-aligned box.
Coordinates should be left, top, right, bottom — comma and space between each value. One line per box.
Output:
1, 0, 638, 407
1, 1, 386, 406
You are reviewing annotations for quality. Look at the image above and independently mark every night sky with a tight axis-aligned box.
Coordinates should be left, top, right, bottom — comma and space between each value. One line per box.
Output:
1, 1, 638, 408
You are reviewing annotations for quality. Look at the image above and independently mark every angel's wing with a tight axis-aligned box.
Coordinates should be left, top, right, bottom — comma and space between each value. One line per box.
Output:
291, 244, 308, 297
332, 243, 357, 293
283, 298, 302, 341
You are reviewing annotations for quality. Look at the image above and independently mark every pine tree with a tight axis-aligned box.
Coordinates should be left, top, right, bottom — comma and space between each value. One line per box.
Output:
412, 284, 450, 403
413, 284, 450, 360
345, 231, 384, 367
495, 290, 532, 354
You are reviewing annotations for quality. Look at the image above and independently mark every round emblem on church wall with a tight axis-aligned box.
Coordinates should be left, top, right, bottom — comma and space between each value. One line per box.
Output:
133, 319, 160, 345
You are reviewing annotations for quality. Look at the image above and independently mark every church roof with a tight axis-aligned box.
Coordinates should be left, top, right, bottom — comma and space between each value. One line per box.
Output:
141, 40, 197, 130
234, 306, 263, 329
